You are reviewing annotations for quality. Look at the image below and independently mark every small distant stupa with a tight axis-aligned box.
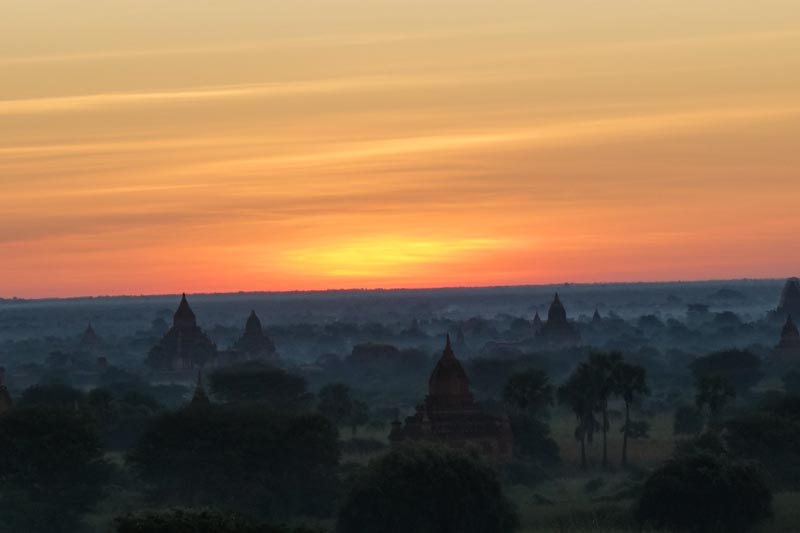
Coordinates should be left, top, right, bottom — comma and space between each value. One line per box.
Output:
146, 294, 217, 371
0, 367, 12, 415
389, 335, 513, 462
78, 323, 102, 352
592, 308, 603, 324
535, 293, 581, 346
532, 311, 543, 331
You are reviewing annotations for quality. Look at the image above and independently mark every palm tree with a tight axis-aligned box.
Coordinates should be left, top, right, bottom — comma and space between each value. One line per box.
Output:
558, 364, 599, 469
695, 375, 736, 429
613, 361, 649, 466
587, 351, 622, 468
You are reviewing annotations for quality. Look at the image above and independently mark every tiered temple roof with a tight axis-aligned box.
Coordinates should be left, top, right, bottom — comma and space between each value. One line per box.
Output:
146, 294, 217, 371
229, 311, 277, 362
389, 335, 513, 462
535, 293, 581, 346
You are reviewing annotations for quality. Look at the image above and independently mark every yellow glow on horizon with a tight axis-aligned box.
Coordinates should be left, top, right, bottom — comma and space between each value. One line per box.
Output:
2, 0, 800, 297
279, 236, 516, 278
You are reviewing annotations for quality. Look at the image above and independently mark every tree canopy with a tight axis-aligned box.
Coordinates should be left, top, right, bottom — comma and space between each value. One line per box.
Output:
336, 445, 519, 533
637, 450, 771, 533
127, 406, 339, 520
208, 363, 313, 411
0, 407, 113, 533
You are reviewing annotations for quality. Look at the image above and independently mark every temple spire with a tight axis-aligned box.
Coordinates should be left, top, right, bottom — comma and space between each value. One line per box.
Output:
443, 334, 454, 358
189, 369, 210, 408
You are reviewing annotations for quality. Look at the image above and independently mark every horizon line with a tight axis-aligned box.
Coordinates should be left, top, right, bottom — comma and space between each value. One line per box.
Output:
0, 275, 790, 304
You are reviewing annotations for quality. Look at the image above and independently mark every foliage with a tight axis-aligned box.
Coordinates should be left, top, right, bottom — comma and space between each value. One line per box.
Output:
127, 406, 339, 521
620, 420, 650, 439
502, 369, 554, 415
558, 362, 600, 469
87, 387, 162, 450
689, 349, 763, 396
724, 396, 800, 489
507, 416, 560, 465
318, 383, 354, 426
636, 451, 771, 532
613, 359, 649, 466
673, 404, 704, 436
503, 369, 559, 464
17, 383, 85, 409
783, 370, 800, 395
208, 363, 312, 411
695, 375, 736, 426
336, 445, 519, 533
114, 508, 320, 533
0, 407, 113, 533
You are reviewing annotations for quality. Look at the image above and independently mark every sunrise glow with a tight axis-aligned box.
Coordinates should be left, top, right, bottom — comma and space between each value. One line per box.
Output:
2, 1, 799, 297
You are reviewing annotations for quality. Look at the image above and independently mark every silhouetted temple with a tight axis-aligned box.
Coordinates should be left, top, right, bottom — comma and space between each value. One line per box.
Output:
146, 294, 217, 371
0, 368, 11, 415
592, 308, 602, 324
389, 335, 513, 462
189, 370, 211, 408
774, 315, 800, 358
79, 323, 102, 352
228, 311, 277, 362
532, 311, 543, 331
777, 278, 800, 318
535, 293, 581, 346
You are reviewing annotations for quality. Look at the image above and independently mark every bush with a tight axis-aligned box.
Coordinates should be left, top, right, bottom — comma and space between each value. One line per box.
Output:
584, 477, 605, 493
636, 452, 771, 532
336, 445, 519, 533
339, 438, 387, 455
114, 508, 320, 533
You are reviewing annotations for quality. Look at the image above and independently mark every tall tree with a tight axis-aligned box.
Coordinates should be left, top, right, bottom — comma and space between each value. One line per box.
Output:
503, 369, 560, 464
695, 375, 736, 428
588, 352, 622, 468
558, 364, 599, 470
613, 361, 649, 466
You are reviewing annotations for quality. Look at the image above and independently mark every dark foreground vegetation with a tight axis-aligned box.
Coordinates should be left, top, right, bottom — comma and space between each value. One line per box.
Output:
1, 280, 800, 532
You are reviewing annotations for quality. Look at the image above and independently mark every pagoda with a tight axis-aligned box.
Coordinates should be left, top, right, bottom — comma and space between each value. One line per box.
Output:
776, 278, 800, 318
389, 335, 513, 462
535, 293, 581, 346
78, 323, 102, 352
229, 311, 277, 362
146, 294, 217, 371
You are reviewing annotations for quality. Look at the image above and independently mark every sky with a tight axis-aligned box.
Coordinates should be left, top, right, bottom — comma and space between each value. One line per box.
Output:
1, 0, 799, 298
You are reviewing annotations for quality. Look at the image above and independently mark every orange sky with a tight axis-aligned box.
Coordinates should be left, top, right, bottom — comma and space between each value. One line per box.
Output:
1, 1, 799, 298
